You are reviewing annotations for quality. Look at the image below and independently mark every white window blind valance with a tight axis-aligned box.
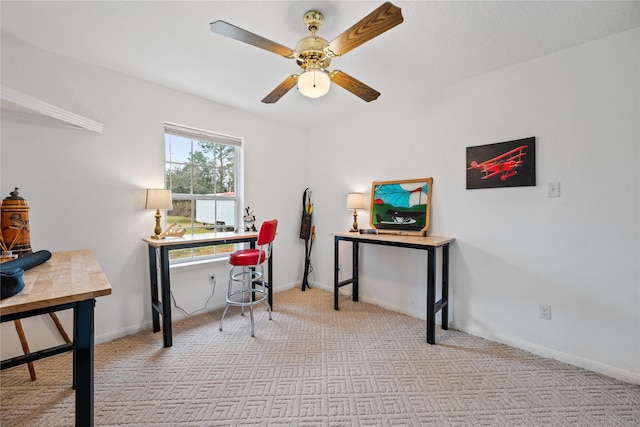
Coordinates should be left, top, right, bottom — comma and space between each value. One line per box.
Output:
164, 122, 242, 147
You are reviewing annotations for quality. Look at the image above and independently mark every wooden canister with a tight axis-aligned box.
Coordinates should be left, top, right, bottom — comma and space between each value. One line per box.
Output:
1, 188, 32, 257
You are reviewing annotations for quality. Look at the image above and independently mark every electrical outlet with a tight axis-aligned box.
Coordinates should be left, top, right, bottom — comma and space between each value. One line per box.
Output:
538, 304, 551, 320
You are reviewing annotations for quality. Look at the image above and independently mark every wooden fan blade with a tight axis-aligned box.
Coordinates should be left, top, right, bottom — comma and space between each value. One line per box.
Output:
329, 70, 380, 102
262, 75, 299, 104
326, 2, 403, 58
210, 20, 296, 58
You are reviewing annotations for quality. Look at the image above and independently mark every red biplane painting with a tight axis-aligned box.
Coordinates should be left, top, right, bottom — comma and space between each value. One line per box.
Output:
466, 137, 536, 189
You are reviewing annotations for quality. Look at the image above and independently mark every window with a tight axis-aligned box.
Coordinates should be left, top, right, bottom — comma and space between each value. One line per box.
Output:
164, 122, 242, 262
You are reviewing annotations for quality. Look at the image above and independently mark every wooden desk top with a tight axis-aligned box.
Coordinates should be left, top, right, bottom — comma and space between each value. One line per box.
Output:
142, 230, 259, 248
0, 249, 112, 316
333, 232, 455, 247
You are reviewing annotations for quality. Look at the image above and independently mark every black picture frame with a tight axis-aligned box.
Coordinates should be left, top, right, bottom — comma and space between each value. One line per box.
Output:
466, 137, 536, 189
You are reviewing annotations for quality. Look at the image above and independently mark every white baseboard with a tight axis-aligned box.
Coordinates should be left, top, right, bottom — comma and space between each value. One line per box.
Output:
96, 281, 640, 385
95, 323, 152, 345
312, 281, 640, 385
458, 325, 640, 385
95, 281, 302, 346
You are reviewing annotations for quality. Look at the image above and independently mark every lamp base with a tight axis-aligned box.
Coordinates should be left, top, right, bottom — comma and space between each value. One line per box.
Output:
152, 209, 164, 239
350, 210, 359, 232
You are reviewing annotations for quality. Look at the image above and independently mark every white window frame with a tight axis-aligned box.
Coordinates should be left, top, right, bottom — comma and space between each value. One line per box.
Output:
164, 122, 243, 263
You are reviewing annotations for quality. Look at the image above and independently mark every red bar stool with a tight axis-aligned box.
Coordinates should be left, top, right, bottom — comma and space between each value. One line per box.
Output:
220, 219, 277, 336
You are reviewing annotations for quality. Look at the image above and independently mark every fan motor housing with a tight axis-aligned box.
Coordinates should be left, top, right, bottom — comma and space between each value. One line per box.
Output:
295, 36, 331, 69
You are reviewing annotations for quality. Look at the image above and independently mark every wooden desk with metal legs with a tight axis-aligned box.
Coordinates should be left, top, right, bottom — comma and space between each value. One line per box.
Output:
333, 232, 454, 344
142, 231, 273, 347
0, 250, 112, 427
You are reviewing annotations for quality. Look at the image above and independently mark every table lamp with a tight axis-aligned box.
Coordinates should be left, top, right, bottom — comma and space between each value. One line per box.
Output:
145, 189, 173, 239
346, 192, 365, 232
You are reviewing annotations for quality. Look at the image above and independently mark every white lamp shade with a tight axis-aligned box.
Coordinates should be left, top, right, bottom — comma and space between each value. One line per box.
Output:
145, 189, 173, 210
298, 69, 330, 98
346, 193, 365, 210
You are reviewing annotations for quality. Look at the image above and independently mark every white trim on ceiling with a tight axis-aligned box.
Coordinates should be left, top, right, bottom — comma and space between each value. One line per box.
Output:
0, 85, 103, 134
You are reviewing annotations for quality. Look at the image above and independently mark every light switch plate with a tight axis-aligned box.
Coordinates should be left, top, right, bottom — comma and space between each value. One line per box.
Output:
547, 182, 560, 198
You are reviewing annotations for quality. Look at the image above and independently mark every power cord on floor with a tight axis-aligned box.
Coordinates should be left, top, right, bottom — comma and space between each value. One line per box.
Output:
171, 276, 217, 316
153, 247, 218, 316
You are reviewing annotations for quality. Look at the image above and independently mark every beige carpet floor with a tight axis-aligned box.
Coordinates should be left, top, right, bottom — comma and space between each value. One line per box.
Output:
1, 287, 639, 426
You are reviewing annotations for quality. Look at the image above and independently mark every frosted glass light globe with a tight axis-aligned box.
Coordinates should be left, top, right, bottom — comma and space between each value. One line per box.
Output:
298, 70, 330, 98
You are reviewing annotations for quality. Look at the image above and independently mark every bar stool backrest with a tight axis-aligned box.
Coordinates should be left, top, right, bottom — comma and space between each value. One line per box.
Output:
257, 219, 278, 253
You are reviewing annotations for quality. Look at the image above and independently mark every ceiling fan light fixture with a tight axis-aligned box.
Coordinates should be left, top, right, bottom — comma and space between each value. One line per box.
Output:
297, 69, 330, 98
211, 2, 404, 103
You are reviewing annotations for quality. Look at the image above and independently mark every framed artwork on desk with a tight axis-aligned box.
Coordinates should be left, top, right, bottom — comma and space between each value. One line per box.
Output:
369, 177, 433, 236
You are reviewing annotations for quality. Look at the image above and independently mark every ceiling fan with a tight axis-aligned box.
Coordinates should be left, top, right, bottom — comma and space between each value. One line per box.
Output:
209, 2, 403, 104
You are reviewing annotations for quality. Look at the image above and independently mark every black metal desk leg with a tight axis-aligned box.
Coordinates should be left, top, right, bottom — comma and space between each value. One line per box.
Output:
148, 246, 160, 333
334, 237, 340, 310
159, 248, 172, 347
426, 248, 436, 344
441, 244, 449, 330
74, 299, 95, 427
352, 241, 359, 302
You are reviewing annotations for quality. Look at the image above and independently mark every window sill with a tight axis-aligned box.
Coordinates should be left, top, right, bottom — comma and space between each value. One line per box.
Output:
169, 256, 230, 270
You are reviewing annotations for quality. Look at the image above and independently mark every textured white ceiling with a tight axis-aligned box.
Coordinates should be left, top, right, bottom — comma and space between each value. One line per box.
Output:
2, 1, 639, 128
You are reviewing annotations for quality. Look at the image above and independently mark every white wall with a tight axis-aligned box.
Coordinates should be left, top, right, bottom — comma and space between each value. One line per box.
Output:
2, 28, 638, 384
1, 36, 308, 356
307, 28, 640, 383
